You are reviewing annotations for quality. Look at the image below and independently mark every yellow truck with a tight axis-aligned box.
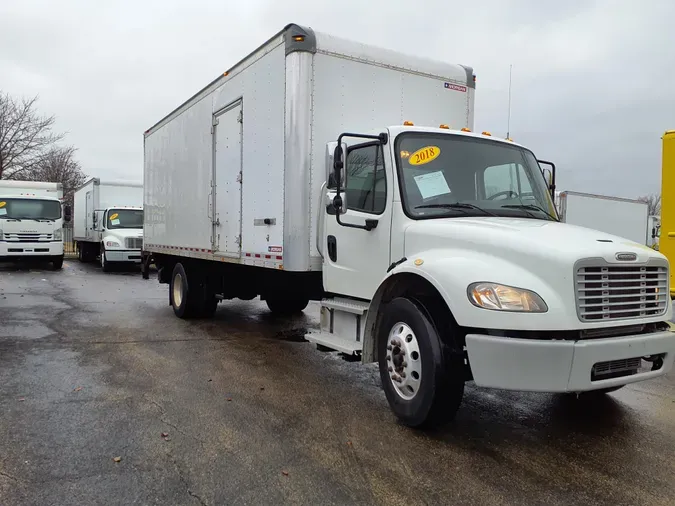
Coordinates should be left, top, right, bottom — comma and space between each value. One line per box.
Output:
660, 130, 675, 297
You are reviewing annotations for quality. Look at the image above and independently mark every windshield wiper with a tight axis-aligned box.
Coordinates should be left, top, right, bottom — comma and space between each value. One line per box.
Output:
12, 217, 54, 222
415, 202, 499, 217
501, 204, 558, 221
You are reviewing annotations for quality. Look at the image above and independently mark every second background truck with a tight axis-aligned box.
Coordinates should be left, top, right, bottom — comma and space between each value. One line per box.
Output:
73, 178, 144, 271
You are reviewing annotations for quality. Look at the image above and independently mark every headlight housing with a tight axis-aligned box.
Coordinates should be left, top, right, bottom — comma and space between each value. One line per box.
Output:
105, 240, 121, 248
468, 282, 548, 312
53, 228, 62, 240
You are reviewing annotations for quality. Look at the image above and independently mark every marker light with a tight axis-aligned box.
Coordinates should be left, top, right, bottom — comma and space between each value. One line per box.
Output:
461, 128, 471, 132
482, 131, 492, 136
400, 150, 410, 158
403, 121, 414, 126
223, 71, 229, 76
293, 35, 305, 42
439, 124, 450, 129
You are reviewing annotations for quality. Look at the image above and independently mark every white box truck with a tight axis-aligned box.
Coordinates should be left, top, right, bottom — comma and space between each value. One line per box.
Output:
142, 24, 675, 427
0, 180, 69, 269
73, 178, 143, 271
556, 190, 650, 245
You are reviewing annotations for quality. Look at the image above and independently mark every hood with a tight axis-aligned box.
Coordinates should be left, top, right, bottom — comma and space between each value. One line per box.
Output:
103, 228, 143, 240
404, 217, 661, 265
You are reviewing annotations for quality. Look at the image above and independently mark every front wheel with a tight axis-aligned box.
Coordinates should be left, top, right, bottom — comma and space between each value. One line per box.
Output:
100, 246, 112, 272
378, 297, 464, 428
51, 256, 64, 270
265, 297, 308, 316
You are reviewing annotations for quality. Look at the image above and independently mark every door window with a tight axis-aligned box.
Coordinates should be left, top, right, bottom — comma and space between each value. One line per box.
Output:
483, 163, 534, 200
344, 144, 386, 214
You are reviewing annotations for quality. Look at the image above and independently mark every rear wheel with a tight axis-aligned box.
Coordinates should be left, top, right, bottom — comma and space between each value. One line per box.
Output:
265, 297, 309, 316
378, 297, 464, 428
170, 263, 217, 319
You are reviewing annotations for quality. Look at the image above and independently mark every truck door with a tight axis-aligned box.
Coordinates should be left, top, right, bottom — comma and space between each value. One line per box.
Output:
322, 141, 393, 300
212, 100, 243, 257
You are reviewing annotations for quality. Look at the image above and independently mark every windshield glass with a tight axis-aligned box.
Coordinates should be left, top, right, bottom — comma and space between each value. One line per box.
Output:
395, 133, 557, 220
0, 198, 61, 220
107, 209, 143, 229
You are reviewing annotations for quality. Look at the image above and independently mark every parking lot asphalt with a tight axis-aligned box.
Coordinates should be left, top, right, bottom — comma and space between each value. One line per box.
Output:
1, 260, 674, 506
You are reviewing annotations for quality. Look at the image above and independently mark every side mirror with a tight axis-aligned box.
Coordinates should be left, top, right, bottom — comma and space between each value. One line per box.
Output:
63, 204, 72, 223
92, 212, 97, 229
325, 141, 348, 214
538, 160, 556, 200
652, 227, 656, 239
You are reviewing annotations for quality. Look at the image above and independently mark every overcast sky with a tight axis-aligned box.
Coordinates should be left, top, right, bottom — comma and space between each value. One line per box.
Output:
1, 0, 673, 199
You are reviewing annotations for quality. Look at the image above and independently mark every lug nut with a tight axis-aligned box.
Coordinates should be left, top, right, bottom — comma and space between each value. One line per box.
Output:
402, 361, 407, 367
390, 340, 396, 346
387, 345, 392, 350
388, 366, 393, 372
386, 356, 391, 361
400, 372, 406, 378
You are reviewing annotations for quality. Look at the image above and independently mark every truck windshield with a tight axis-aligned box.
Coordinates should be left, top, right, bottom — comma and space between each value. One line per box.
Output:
107, 209, 143, 229
395, 133, 557, 220
0, 198, 61, 221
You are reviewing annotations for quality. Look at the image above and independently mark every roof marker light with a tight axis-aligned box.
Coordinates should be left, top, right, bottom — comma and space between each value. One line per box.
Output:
482, 131, 492, 136
461, 128, 471, 132
403, 121, 414, 126
439, 124, 450, 129
293, 35, 305, 42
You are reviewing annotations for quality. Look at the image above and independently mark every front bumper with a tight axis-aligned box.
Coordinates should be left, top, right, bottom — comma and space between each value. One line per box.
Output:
0, 241, 63, 260
105, 249, 142, 262
465, 329, 675, 392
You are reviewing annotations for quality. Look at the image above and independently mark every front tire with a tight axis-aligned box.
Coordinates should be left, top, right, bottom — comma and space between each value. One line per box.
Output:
265, 297, 308, 316
378, 297, 464, 428
51, 256, 64, 270
100, 245, 112, 272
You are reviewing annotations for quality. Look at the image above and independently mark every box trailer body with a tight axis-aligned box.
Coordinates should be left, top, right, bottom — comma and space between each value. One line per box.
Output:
143, 24, 675, 429
74, 178, 143, 269
143, 25, 475, 272
556, 190, 649, 245
0, 180, 68, 269
659, 130, 675, 295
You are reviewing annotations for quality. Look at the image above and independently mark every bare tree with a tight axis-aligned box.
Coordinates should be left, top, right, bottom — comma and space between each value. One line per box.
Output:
0, 91, 64, 180
27, 146, 87, 205
638, 194, 661, 216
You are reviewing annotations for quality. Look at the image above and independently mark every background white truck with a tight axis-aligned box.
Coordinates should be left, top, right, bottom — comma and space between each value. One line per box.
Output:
142, 24, 675, 428
0, 180, 69, 269
73, 178, 143, 271
555, 190, 650, 245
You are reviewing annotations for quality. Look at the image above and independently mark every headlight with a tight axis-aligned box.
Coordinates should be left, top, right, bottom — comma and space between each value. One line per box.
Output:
468, 282, 548, 312
53, 228, 62, 240
105, 240, 121, 248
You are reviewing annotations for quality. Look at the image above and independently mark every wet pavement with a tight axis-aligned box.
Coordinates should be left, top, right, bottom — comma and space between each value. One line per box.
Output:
1, 260, 674, 506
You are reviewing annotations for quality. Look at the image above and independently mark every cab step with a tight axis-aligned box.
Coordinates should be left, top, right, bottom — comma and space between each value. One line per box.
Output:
304, 297, 369, 355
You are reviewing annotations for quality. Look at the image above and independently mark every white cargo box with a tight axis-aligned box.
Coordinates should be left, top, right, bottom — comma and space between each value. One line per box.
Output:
0, 180, 62, 199
73, 178, 143, 242
143, 23, 476, 272
556, 190, 649, 245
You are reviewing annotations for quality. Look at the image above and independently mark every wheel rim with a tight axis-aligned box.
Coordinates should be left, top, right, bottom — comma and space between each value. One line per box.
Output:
173, 273, 184, 308
386, 322, 422, 400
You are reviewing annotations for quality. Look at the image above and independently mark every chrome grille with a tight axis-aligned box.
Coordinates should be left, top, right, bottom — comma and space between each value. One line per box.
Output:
126, 237, 143, 249
4, 233, 52, 242
576, 263, 668, 321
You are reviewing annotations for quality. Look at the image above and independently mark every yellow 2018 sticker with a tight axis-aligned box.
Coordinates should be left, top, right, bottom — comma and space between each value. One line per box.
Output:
0, 202, 5, 208
109, 213, 119, 220
409, 146, 441, 166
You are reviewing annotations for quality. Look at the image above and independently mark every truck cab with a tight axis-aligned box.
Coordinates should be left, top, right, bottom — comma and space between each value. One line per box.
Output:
0, 183, 70, 270
95, 206, 144, 271
313, 124, 674, 426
